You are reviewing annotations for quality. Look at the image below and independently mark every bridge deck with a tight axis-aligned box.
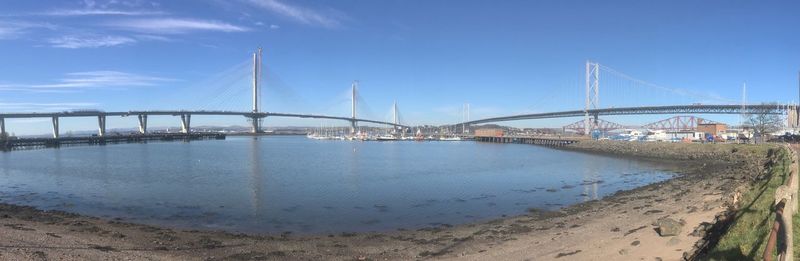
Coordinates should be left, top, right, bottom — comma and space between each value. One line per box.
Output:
463, 104, 791, 125
0, 110, 407, 128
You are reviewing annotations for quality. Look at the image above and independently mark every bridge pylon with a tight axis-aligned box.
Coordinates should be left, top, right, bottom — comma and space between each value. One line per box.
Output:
180, 114, 191, 134
250, 47, 265, 133
137, 114, 148, 134
0, 117, 6, 139
350, 81, 358, 134
51, 116, 59, 138
584, 61, 600, 135
97, 115, 106, 137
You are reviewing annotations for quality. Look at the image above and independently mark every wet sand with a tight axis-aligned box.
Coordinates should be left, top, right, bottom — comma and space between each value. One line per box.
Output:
0, 141, 773, 260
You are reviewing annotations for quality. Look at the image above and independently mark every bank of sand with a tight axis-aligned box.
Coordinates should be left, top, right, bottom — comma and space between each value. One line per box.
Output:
0, 141, 777, 260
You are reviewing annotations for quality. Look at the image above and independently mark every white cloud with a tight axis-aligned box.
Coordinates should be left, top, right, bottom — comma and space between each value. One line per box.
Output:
106, 18, 250, 34
133, 34, 172, 42
0, 71, 175, 91
0, 102, 100, 113
48, 35, 136, 48
39, 9, 166, 16
0, 20, 56, 39
253, 21, 279, 30
0, 102, 98, 109
244, 0, 342, 28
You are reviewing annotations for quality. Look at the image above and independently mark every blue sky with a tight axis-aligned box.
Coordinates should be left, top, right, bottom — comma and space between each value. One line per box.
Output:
0, 0, 798, 135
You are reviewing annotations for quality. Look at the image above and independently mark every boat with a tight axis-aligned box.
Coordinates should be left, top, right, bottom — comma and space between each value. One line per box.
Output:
377, 135, 398, 141
644, 130, 668, 142
414, 129, 424, 141
612, 129, 644, 141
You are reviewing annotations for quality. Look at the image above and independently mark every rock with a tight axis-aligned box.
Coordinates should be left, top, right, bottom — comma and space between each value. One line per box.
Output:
656, 218, 682, 237
690, 222, 712, 237
667, 237, 680, 246
618, 249, 628, 255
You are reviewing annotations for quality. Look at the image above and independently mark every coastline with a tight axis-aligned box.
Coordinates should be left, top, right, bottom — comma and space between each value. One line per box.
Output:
0, 141, 776, 260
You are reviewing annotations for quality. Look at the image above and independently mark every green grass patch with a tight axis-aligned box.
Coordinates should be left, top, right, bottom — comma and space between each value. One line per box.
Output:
795, 208, 800, 260
705, 147, 791, 260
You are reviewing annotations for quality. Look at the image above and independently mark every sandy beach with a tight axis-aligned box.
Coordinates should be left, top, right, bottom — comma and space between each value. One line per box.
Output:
0, 141, 775, 260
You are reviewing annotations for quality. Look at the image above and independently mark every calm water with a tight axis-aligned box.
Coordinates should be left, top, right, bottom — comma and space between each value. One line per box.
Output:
0, 136, 675, 234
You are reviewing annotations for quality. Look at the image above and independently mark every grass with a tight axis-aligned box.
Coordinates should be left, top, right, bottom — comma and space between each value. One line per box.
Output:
795, 208, 800, 260
705, 147, 792, 260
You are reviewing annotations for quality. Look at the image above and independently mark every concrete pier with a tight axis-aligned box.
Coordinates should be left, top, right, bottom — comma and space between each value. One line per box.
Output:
250, 116, 262, 133
137, 114, 148, 134
473, 135, 584, 147
51, 117, 59, 139
180, 114, 191, 134
97, 115, 106, 137
0, 117, 5, 139
0, 132, 226, 151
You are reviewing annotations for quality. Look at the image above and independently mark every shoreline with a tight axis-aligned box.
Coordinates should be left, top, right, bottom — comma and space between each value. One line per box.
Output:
0, 141, 774, 260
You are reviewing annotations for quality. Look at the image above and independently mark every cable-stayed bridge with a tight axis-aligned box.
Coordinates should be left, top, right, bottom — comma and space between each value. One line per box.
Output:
1, 51, 796, 139
0, 48, 408, 139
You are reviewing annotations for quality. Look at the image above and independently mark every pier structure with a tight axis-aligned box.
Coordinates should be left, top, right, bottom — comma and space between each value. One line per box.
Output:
1, 133, 225, 151
472, 135, 586, 147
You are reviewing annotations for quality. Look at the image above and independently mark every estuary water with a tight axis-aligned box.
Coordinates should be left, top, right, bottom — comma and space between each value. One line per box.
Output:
0, 136, 676, 234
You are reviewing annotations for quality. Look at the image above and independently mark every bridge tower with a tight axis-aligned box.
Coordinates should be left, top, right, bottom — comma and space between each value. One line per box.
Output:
0, 117, 5, 139
51, 117, 59, 138
137, 114, 147, 134
97, 115, 106, 137
350, 81, 358, 134
584, 61, 600, 135
462, 103, 470, 134
250, 47, 265, 133
392, 100, 398, 128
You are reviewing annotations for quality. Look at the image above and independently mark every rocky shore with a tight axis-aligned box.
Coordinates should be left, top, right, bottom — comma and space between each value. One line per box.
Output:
0, 141, 780, 260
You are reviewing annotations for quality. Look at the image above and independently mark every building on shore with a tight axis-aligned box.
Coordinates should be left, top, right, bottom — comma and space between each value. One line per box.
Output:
697, 123, 727, 136
475, 128, 504, 137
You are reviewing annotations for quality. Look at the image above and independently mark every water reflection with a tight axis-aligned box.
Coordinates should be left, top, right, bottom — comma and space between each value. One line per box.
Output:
0, 137, 675, 234
249, 137, 263, 217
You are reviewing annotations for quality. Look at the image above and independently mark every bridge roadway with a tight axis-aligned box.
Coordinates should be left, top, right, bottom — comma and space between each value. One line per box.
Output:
462, 104, 792, 125
0, 110, 409, 139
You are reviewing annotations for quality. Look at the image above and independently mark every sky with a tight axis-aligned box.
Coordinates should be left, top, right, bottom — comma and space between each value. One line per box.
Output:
0, 0, 799, 135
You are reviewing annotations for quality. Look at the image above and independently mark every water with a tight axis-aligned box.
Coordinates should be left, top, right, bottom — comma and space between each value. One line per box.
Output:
0, 136, 675, 234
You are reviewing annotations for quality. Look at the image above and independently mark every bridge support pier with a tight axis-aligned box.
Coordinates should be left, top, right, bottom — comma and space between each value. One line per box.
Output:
0, 117, 5, 139
789, 106, 799, 129
137, 115, 148, 134
250, 116, 263, 133
350, 120, 357, 135
97, 115, 106, 137
180, 114, 191, 134
51, 117, 59, 139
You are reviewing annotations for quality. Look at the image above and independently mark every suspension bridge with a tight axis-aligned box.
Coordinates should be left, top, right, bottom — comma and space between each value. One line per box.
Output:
458, 61, 799, 134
